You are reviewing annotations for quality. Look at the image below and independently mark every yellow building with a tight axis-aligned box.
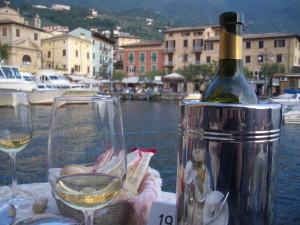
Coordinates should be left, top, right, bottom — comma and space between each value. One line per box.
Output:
41, 33, 93, 76
163, 25, 221, 73
0, 6, 44, 73
243, 33, 300, 76
164, 26, 300, 76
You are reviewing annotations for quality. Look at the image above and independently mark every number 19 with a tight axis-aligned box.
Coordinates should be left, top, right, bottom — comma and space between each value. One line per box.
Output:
159, 214, 173, 225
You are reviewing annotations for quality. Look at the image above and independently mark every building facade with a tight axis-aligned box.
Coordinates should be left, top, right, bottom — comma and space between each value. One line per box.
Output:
41, 33, 93, 76
163, 26, 221, 73
92, 32, 114, 79
0, 6, 44, 73
164, 26, 300, 77
122, 40, 164, 76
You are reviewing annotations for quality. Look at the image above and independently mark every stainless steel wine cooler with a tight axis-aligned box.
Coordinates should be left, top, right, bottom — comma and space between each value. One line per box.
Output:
176, 101, 282, 225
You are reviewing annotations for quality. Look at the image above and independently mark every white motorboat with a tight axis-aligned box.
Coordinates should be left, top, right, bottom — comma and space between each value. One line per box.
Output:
0, 66, 37, 92
283, 105, 300, 124
270, 93, 300, 103
35, 71, 99, 96
28, 83, 65, 105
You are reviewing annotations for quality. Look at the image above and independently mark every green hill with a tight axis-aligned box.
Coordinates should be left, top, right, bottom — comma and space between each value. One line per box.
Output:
11, 0, 300, 36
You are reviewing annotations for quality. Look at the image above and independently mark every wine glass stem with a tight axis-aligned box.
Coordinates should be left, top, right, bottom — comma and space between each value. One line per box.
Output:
83, 211, 94, 225
9, 153, 17, 198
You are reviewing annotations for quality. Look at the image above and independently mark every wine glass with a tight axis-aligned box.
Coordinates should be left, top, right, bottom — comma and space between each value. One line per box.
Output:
0, 92, 33, 208
48, 96, 127, 225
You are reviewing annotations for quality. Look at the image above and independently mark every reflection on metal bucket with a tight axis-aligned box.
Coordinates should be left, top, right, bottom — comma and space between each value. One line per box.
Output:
176, 101, 282, 225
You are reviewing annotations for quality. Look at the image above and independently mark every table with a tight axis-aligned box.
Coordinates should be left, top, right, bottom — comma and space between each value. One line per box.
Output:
0, 183, 176, 224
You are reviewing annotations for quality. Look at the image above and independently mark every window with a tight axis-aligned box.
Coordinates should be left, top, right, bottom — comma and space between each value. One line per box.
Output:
151, 65, 157, 71
194, 31, 203, 36
205, 43, 213, 50
183, 54, 188, 62
140, 52, 145, 63
206, 56, 211, 63
140, 65, 145, 73
87, 52, 90, 59
168, 33, 173, 37
289, 79, 295, 88
245, 55, 251, 63
151, 52, 157, 63
34, 33, 38, 41
62, 49, 66, 56
182, 32, 190, 36
87, 66, 90, 73
16, 29, 20, 37
48, 51, 51, 58
2, 27, 7, 36
193, 39, 203, 50
246, 42, 251, 49
76, 50, 78, 57
274, 39, 285, 47
129, 53, 134, 64
259, 41, 264, 49
277, 54, 282, 63
183, 39, 188, 47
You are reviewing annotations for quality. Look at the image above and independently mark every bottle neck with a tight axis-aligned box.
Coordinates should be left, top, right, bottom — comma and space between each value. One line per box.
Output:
219, 23, 244, 78
219, 24, 243, 60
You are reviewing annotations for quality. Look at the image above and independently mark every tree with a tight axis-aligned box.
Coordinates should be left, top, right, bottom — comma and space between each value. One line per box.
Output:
260, 62, 285, 79
112, 71, 126, 81
0, 42, 9, 64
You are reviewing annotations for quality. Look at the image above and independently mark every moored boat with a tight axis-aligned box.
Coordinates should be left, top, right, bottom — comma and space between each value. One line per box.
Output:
0, 66, 37, 92
35, 71, 99, 97
28, 83, 65, 105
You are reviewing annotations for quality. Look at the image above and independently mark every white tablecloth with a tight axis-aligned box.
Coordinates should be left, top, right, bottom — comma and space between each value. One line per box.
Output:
0, 183, 176, 224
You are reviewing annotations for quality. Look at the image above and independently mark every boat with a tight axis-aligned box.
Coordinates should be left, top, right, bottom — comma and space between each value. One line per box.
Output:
283, 105, 300, 124
28, 83, 66, 105
270, 93, 300, 103
0, 66, 37, 92
35, 71, 99, 97
184, 93, 202, 100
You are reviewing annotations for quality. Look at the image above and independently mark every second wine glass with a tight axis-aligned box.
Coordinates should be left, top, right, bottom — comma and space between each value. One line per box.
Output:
48, 96, 127, 225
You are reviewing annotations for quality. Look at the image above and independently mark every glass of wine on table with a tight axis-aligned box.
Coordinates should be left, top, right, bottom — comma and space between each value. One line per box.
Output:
0, 92, 33, 209
47, 96, 127, 225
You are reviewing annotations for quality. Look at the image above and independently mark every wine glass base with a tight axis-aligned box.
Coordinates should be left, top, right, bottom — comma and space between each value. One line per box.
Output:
7, 196, 34, 209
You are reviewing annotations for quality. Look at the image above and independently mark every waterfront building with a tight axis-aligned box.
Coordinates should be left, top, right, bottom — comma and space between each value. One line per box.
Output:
122, 40, 164, 76
91, 31, 114, 79
69, 27, 114, 79
163, 26, 300, 76
41, 32, 93, 76
114, 35, 141, 72
0, 6, 44, 73
163, 25, 221, 73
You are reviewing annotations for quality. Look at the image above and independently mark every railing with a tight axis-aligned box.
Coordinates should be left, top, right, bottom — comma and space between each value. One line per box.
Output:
192, 46, 203, 52
164, 47, 176, 53
163, 61, 174, 67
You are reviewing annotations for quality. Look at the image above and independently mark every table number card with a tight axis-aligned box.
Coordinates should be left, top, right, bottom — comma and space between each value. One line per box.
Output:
147, 200, 176, 225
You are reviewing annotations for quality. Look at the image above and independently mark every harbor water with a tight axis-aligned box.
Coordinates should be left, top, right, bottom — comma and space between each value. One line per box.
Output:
0, 101, 299, 224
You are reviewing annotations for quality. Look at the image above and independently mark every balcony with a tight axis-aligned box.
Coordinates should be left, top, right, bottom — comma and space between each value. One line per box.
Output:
164, 47, 176, 53
192, 46, 203, 52
164, 61, 174, 67
192, 60, 201, 65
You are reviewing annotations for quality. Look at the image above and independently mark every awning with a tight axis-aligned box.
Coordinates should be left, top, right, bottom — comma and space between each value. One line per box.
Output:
163, 72, 184, 80
68, 75, 86, 81
121, 76, 139, 84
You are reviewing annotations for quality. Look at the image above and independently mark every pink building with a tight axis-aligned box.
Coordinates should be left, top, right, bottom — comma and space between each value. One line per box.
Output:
122, 40, 164, 76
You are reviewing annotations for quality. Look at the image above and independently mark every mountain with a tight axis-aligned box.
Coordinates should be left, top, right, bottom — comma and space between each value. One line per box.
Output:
12, 0, 300, 34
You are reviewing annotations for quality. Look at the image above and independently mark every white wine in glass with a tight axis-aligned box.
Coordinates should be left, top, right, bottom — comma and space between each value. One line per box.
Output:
0, 92, 33, 208
48, 96, 127, 225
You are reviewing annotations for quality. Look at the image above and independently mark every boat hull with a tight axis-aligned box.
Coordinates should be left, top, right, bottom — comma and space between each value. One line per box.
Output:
29, 89, 65, 105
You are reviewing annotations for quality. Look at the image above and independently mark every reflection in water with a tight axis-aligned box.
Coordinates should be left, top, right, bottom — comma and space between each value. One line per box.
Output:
0, 101, 299, 223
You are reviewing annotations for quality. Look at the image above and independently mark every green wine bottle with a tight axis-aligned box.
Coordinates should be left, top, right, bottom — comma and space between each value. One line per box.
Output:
201, 12, 258, 104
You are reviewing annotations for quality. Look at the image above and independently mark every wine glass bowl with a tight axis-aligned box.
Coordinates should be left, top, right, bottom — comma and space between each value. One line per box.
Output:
0, 92, 33, 208
48, 96, 126, 224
